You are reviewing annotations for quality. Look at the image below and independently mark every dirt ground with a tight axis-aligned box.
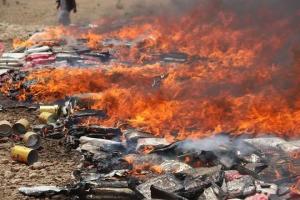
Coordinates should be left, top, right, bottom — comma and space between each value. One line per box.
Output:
0, 94, 80, 200
0, 0, 175, 25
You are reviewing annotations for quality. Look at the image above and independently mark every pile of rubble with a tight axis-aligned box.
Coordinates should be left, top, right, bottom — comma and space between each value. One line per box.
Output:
0, 30, 300, 200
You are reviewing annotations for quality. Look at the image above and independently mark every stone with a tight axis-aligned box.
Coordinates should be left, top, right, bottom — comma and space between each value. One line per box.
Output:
29, 173, 38, 179
0, 158, 9, 164
10, 178, 22, 184
31, 162, 44, 170
227, 175, 256, 198
4, 171, 14, 179
10, 166, 20, 172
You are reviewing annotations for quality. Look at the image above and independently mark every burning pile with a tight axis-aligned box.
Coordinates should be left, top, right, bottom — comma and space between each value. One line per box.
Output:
0, 0, 300, 199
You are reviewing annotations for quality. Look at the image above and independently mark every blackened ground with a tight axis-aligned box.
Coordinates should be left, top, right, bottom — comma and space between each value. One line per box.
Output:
0, 94, 80, 200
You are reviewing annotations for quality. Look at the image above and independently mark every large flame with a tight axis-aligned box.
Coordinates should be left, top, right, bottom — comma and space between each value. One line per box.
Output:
4, 1, 300, 140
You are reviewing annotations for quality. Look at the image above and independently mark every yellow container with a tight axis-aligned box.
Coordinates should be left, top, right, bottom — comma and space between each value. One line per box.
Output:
0, 120, 12, 137
39, 112, 58, 123
39, 105, 60, 114
11, 145, 38, 165
13, 118, 30, 135
23, 132, 41, 150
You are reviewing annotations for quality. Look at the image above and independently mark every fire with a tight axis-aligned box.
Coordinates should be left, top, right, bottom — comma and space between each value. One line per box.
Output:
13, 26, 75, 49
3, 1, 300, 140
123, 155, 163, 175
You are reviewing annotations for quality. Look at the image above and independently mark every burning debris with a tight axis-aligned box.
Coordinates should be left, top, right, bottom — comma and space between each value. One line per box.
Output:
1, 0, 300, 199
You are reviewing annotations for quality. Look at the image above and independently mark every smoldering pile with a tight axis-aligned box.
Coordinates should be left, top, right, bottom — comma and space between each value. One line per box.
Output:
18, 127, 300, 200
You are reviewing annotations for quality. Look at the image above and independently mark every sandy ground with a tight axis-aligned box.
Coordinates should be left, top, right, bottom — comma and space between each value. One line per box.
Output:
0, 0, 174, 26
0, 95, 80, 200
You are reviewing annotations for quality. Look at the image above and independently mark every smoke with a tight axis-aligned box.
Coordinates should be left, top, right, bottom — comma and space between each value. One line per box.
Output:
177, 134, 259, 156
178, 135, 232, 152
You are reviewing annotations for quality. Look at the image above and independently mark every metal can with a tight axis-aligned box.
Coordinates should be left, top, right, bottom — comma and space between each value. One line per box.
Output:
23, 132, 41, 150
11, 145, 38, 165
12, 118, 30, 135
39, 105, 60, 114
0, 120, 12, 137
39, 112, 58, 123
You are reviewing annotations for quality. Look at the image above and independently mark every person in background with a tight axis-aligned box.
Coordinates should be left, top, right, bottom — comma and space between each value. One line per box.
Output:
56, 0, 77, 26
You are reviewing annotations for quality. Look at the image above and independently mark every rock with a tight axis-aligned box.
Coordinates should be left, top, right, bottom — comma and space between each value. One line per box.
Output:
227, 175, 256, 198
29, 173, 38, 179
31, 162, 44, 170
11, 160, 19, 165
10, 178, 22, 184
4, 171, 14, 179
11, 166, 20, 172
1, 158, 9, 164
0, 137, 9, 143
0, 142, 12, 149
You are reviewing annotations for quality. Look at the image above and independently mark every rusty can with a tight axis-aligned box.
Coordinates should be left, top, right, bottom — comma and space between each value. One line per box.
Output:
39, 112, 58, 123
0, 120, 12, 137
23, 132, 41, 150
12, 118, 30, 135
11, 145, 38, 165
39, 105, 60, 114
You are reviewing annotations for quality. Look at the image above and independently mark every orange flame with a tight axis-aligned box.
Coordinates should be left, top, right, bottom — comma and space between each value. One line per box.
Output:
3, 1, 300, 140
